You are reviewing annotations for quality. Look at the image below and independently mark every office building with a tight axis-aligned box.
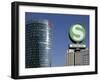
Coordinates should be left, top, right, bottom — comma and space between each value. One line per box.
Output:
80, 48, 89, 65
25, 19, 51, 68
65, 49, 74, 66
65, 48, 89, 66
74, 51, 80, 65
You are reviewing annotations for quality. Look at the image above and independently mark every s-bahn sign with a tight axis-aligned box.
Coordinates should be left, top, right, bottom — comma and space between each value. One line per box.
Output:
69, 24, 86, 43
69, 44, 86, 49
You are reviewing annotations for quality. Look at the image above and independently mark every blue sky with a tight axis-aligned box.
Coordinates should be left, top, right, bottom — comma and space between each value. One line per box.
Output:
25, 12, 89, 67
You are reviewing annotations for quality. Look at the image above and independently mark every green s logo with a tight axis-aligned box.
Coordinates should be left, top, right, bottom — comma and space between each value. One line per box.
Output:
69, 24, 86, 42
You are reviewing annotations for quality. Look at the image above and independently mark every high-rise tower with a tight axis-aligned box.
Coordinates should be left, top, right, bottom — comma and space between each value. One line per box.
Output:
25, 19, 51, 68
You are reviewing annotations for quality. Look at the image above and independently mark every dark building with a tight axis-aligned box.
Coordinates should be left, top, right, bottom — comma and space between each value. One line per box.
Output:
25, 19, 51, 68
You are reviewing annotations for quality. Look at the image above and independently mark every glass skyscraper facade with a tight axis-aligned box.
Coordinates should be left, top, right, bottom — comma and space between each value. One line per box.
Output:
25, 19, 51, 68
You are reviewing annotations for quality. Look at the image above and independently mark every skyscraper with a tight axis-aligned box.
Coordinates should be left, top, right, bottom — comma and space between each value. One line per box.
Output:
25, 19, 51, 68
80, 48, 89, 65
65, 49, 74, 66
74, 50, 80, 65
65, 48, 89, 66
